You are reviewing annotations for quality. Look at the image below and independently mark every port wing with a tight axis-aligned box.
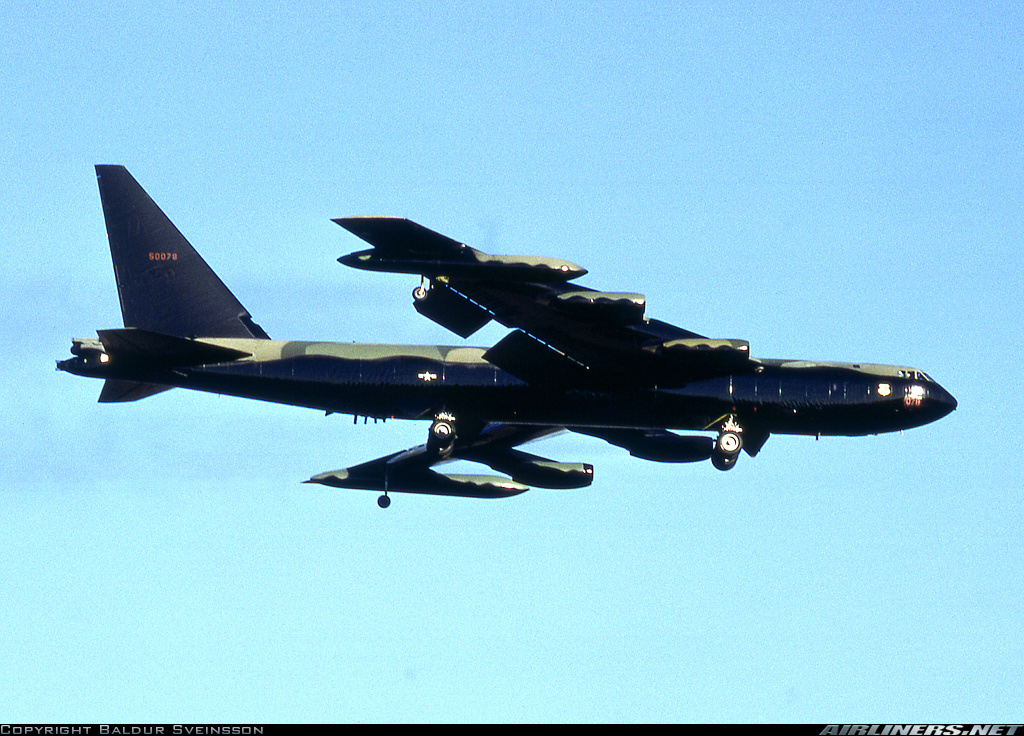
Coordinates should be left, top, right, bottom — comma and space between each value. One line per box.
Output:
306, 422, 593, 499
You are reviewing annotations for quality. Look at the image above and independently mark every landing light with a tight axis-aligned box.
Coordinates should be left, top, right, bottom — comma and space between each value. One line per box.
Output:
904, 384, 926, 408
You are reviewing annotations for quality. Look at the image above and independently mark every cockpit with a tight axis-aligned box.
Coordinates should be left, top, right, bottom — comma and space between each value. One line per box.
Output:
895, 369, 934, 383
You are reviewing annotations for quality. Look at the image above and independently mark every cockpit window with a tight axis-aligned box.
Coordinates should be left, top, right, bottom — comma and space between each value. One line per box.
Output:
896, 369, 932, 382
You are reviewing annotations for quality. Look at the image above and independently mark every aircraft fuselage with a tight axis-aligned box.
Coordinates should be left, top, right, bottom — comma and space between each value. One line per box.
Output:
60, 337, 957, 439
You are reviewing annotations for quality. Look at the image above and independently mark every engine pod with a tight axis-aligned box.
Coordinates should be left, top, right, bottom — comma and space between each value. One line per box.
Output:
553, 291, 646, 324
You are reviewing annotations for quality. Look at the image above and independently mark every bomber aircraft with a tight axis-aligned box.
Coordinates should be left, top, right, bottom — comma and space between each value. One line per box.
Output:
58, 166, 957, 507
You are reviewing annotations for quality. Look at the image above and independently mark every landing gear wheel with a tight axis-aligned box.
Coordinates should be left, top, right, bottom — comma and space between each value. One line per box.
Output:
426, 413, 458, 460
431, 419, 454, 441
711, 451, 738, 471
377, 494, 391, 509
711, 420, 743, 471
717, 431, 742, 455
412, 285, 429, 302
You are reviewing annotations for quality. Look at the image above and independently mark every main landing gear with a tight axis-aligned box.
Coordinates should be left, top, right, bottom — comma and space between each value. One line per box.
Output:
377, 412, 458, 509
427, 412, 457, 457
711, 416, 743, 471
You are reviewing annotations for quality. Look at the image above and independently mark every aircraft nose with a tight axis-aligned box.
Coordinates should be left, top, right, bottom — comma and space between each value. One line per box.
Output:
930, 383, 957, 416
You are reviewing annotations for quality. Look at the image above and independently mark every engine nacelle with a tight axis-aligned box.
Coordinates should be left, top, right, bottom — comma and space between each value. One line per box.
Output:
648, 338, 750, 368
504, 459, 594, 490
412, 282, 492, 338
469, 448, 595, 489
552, 291, 646, 324
621, 432, 714, 463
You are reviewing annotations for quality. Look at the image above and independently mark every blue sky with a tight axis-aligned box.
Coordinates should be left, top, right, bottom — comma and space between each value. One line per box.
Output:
3, 0, 1022, 723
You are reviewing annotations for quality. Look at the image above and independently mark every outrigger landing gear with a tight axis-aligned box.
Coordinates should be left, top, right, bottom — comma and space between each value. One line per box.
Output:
711, 415, 744, 471
377, 493, 390, 508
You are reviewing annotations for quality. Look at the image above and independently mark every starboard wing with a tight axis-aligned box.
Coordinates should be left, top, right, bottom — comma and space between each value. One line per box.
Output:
337, 218, 750, 384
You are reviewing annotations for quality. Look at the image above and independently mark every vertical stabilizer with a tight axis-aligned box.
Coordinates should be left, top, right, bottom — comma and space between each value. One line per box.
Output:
95, 165, 269, 339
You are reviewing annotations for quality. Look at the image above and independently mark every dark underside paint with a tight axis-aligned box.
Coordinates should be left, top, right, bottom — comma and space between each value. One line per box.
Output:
146, 353, 956, 438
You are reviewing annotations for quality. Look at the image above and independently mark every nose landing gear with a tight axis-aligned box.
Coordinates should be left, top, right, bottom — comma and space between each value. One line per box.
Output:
711, 415, 744, 471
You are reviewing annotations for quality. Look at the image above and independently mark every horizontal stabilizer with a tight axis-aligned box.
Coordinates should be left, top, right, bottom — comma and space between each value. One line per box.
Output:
97, 327, 251, 367
98, 379, 172, 403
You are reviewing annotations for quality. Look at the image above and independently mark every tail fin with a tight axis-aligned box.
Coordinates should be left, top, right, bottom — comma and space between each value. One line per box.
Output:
95, 165, 269, 339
